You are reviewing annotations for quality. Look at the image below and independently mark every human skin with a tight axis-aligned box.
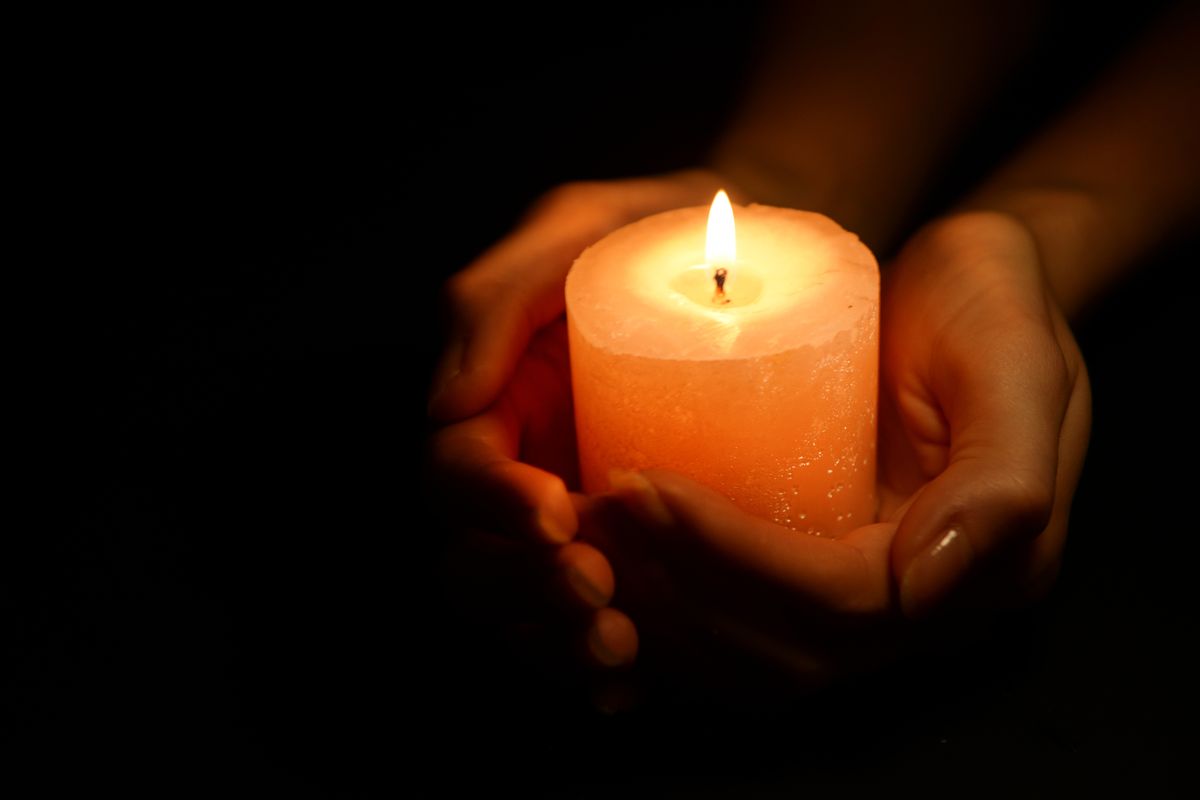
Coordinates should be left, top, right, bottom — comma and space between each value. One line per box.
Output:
430, 196, 1089, 692
426, 2, 1197, 699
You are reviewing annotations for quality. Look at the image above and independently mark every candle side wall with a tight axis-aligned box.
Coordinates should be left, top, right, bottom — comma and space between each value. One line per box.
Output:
568, 304, 877, 536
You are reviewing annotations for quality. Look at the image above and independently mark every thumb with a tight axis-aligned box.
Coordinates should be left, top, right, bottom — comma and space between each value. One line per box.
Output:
611, 469, 894, 617
891, 329, 1071, 619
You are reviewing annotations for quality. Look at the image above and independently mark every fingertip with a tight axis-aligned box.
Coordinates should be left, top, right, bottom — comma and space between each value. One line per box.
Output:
427, 368, 495, 422
608, 468, 674, 527
441, 447, 578, 546
556, 542, 614, 609
891, 460, 1055, 618
463, 461, 573, 546
534, 477, 578, 544
899, 526, 974, 619
586, 608, 638, 668
566, 567, 610, 609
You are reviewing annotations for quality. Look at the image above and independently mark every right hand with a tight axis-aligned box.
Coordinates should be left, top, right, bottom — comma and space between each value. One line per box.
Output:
428, 171, 739, 686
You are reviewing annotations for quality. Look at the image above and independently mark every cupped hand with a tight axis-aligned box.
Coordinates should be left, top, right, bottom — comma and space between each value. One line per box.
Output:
431, 319, 637, 674
428, 170, 737, 422
585, 210, 1090, 698
880, 210, 1090, 618
428, 171, 736, 679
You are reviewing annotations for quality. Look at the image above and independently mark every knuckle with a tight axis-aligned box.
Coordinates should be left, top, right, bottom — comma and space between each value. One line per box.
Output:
993, 471, 1055, 539
828, 574, 891, 619
442, 270, 507, 319
531, 180, 613, 219
426, 424, 472, 476
551, 180, 603, 205
923, 211, 1034, 259
1014, 327, 1069, 377
441, 271, 477, 310
988, 328, 1072, 398
537, 182, 587, 212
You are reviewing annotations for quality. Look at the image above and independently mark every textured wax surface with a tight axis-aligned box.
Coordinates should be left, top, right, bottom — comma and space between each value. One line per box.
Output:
567, 203, 879, 535
567, 204, 877, 360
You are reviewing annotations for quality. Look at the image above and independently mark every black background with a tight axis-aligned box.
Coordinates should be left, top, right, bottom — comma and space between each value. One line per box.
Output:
19, 2, 1196, 795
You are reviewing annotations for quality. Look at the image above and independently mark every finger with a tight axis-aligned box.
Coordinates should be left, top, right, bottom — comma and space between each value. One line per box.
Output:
428, 237, 578, 422
502, 321, 578, 484
892, 323, 1072, 619
583, 607, 639, 668
429, 172, 732, 422
608, 469, 893, 618
581, 486, 864, 700
511, 587, 635, 673
427, 185, 626, 423
554, 541, 615, 611
1007, 332, 1092, 607
430, 405, 576, 545
444, 496, 628, 683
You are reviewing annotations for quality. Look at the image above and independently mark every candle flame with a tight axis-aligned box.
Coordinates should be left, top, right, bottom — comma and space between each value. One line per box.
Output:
706, 190, 736, 267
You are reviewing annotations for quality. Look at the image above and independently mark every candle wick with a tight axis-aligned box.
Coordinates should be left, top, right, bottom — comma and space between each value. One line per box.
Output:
713, 267, 730, 305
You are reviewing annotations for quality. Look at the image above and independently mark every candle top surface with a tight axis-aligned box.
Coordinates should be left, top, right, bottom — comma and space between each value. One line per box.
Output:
566, 203, 878, 360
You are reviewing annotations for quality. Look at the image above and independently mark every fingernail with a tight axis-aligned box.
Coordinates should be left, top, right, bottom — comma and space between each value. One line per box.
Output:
901, 527, 972, 619
587, 624, 624, 668
608, 469, 673, 527
535, 508, 574, 544
566, 567, 609, 608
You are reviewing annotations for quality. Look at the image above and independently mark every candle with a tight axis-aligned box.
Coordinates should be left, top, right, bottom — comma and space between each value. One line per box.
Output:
565, 192, 878, 536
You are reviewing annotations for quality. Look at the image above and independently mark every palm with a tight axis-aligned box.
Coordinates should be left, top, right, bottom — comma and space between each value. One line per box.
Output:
430, 204, 1089, 707
578, 213, 1089, 701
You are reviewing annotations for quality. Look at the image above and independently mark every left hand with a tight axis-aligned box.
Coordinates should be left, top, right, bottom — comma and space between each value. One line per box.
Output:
428, 173, 737, 688
585, 211, 1091, 700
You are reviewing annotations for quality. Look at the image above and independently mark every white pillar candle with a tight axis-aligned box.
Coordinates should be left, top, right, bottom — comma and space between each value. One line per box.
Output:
566, 193, 879, 536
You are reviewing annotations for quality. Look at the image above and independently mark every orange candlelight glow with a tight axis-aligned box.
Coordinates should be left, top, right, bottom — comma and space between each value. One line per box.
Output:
566, 197, 879, 535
